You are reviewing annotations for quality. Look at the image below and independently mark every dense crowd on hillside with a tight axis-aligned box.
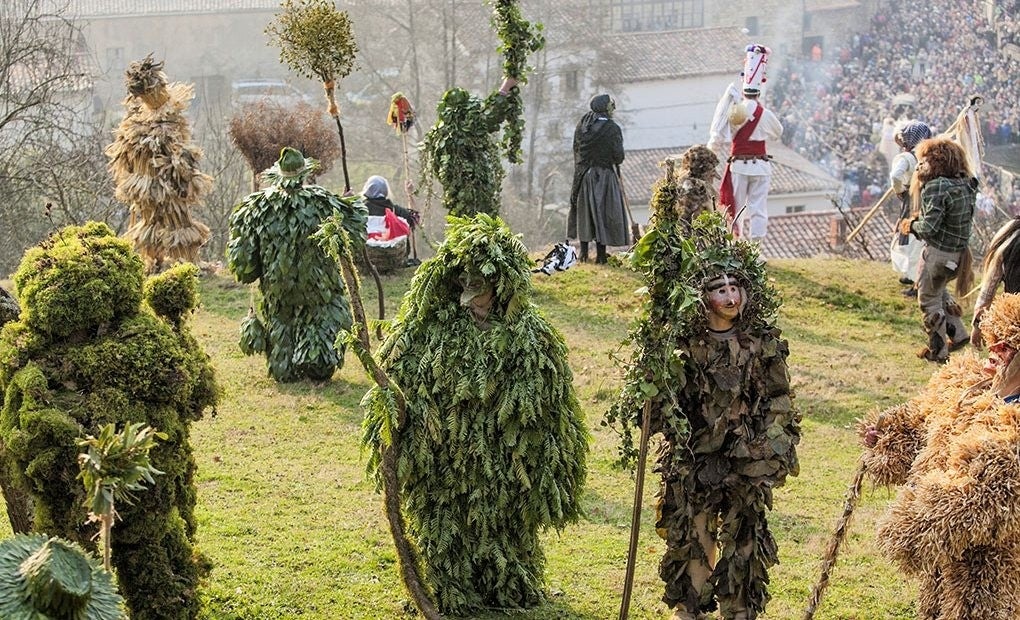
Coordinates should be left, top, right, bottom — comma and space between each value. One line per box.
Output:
769, 0, 1020, 212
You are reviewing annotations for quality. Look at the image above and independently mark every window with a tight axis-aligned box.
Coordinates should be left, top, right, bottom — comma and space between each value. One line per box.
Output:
785, 205, 806, 214
106, 47, 125, 72
745, 16, 759, 37
609, 0, 702, 33
562, 70, 580, 96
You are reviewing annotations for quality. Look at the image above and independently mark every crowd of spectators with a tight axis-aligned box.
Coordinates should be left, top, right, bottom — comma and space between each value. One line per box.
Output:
768, 0, 1020, 213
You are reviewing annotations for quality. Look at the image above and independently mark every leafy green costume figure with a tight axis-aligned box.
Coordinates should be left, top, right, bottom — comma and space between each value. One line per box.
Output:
0, 534, 126, 619
611, 170, 800, 618
362, 214, 588, 615
227, 147, 367, 382
0, 222, 218, 620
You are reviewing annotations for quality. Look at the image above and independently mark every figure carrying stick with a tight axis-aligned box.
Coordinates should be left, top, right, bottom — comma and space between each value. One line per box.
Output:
611, 150, 799, 619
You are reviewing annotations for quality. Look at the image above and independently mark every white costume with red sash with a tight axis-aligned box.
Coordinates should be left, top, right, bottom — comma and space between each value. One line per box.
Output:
706, 44, 783, 241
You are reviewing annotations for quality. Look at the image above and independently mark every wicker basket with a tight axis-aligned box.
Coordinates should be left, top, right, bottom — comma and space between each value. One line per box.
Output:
364, 238, 409, 273
361, 215, 410, 274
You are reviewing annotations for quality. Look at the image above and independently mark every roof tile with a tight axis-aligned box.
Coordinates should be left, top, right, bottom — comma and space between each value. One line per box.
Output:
606, 27, 751, 83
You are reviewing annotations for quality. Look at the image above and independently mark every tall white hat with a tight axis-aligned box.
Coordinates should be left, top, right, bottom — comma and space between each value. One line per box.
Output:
742, 44, 771, 94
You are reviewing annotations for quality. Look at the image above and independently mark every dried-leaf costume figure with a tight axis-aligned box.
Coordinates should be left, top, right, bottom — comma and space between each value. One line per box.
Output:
0, 223, 218, 620
609, 154, 799, 620
106, 55, 212, 272
227, 147, 367, 382
860, 293, 1020, 619
362, 214, 588, 616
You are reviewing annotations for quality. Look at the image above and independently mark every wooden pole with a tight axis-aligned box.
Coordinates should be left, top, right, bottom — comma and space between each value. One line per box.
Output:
619, 399, 653, 620
617, 164, 641, 244
845, 188, 895, 244
803, 456, 868, 620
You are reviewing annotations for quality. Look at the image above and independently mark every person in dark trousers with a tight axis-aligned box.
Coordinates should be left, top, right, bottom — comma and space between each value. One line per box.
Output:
899, 137, 977, 362
569, 93, 628, 264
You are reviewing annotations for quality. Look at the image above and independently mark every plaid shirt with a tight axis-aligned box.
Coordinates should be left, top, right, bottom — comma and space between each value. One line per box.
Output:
910, 176, 977, 252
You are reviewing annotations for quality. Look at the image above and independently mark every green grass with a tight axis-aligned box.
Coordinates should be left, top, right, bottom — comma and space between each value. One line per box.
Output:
2, 257, 949, 619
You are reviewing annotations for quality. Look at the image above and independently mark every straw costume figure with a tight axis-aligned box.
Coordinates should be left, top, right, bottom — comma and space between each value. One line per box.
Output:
0, 222, 218, 620
361, 214, 588, 616
106, 55, 212, 272
610, 157, 798, 619
227, 147, 367, 383
860, 293, 1020, 619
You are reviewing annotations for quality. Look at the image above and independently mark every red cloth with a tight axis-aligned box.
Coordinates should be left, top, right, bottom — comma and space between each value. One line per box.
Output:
367, 208, 411, 241
718, 104, 766, 231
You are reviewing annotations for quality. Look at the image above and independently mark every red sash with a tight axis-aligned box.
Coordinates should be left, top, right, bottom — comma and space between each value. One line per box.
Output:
719, 104, 766, 230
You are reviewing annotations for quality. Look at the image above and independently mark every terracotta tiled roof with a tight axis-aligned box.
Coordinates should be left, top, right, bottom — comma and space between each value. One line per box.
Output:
605, 27, 750, 83
985, 145, 1020, 176
620, 145, 842, 205
761, 207, 897, 261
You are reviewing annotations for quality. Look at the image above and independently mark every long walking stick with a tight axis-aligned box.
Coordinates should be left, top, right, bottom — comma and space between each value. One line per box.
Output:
845, 188, 895, 243
390, 93, 420, 262
401, 131, 419, 262
803, 455, 868, 620
617, 164, 641, 245
619, 399, 653, 620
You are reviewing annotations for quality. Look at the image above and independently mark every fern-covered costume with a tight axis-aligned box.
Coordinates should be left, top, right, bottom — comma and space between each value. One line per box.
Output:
363, 214, 588, 615
612, 164, 799, 619
0, 223, 218, 620
227, 147, 367, 382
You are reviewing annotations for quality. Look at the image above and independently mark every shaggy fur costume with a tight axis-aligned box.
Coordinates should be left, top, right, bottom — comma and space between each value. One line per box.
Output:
861, 295, 1020, 619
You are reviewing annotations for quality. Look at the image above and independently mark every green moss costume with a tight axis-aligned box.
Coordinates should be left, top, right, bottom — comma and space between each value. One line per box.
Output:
226, 147, 367, 382
362, 214, 588, 615
612, 178, 799, 618
0, 222, 218, 620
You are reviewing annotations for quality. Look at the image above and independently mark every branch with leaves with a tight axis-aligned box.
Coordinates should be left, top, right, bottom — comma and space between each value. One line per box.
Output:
77, 423, 165, 572
314, 215, 441, 620
266, 0, 359, 193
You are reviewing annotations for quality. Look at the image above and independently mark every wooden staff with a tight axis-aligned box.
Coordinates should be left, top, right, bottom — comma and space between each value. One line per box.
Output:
617, 164, 641, 244
619, 399, 653, 620
401, 131, 419, 262
845, 188, 895, 243
803, 455, 868, 620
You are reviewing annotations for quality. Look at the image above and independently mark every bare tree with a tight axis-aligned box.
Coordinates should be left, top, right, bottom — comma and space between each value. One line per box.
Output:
0, 0, 103, 274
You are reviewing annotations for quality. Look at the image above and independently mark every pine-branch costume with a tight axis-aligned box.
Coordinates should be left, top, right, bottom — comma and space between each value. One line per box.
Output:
105, 55, 212, 271
610, 162, 799, 619
227, 147, 367, 382
362, 214, 588, 615
860, 293, 1020, 619
0, 223, 218, 620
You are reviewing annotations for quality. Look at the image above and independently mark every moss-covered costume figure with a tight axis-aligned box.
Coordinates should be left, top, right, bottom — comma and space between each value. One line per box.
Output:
0, 222, 218, 620
612, 161, 799, 619
860, 293, 1020, 619
362, 214, 588, 615
105, 55, 212, 271
227, 147, 367, 382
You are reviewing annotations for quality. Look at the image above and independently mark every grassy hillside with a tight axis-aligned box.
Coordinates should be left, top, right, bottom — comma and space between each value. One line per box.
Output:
2, 257, 947, 619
